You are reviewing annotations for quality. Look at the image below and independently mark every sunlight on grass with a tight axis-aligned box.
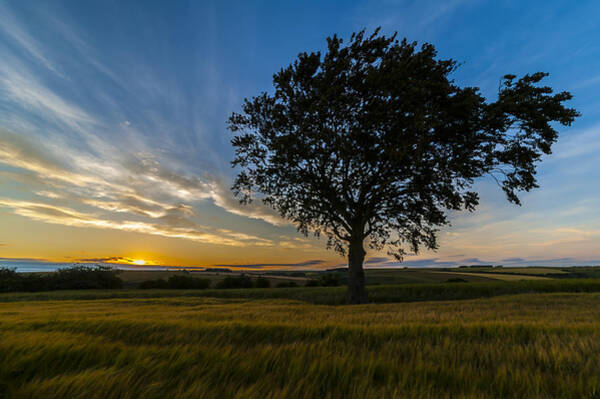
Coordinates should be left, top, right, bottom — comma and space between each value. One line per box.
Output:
1, 293, 600, 398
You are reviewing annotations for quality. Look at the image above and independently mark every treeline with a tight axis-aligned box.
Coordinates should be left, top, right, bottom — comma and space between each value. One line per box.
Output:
139, 274, 342, 290
0, 266, 122, 293
0, 266, 343, 293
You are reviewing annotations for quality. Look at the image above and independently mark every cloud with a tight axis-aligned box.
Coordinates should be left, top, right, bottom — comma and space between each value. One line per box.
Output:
0, 58, 95, 130
501, 257, 526, 263
364, 257, 390, 264
0, 128, 284, 243
503, 258, 600, 267
0, 198, 273, 247
0, 256, 49, 262
213, 260, 326, 269
0, 4, 60, 74
207, 178, 287, 226
75, 256, 134, 263
363, 258, 461, 268
551, 123, 600, 161
459, 258, 490, 264
0, 6, 287, 235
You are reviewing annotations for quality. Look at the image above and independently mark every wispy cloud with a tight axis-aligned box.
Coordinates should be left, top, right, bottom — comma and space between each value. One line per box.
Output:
213, 260, 326, 269
0, 127, 285, 244
0, 198, 273, 247
0, 256, 49, 262
0, 58, 95, 130
0, 3, 60, 74
75, 256, 138, 264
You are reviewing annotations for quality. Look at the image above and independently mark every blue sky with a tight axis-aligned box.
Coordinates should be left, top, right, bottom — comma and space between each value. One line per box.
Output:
0, 0, 599, 268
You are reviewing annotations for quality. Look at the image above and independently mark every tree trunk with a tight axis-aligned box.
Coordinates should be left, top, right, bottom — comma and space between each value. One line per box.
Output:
347, 237, 368, 304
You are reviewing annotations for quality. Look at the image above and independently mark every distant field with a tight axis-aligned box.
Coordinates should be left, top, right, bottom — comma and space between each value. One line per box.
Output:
449, 267, 567, 275
1, 290, 600, 398
4, 279, 600, 305
433, 271, 550, 281
363, 269, 496, 284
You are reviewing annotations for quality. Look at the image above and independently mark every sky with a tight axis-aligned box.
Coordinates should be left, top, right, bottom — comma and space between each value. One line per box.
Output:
1, 0, 600, 269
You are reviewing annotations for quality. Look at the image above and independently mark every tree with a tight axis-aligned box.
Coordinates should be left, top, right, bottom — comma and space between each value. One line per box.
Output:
227, 29, 579, 304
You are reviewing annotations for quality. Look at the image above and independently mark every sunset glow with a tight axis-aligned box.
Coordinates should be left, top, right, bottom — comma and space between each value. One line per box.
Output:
132, 259, 146, 266
0, 1, 599, 270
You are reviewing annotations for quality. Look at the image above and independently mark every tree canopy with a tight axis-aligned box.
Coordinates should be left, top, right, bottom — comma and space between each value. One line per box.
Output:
228, 29, 579, 303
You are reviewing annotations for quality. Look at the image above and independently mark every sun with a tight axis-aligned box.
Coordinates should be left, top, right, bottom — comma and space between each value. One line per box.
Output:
131, 259, 146, 266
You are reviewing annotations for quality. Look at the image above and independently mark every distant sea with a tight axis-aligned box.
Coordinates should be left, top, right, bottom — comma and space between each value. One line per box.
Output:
0, 260, 180, 273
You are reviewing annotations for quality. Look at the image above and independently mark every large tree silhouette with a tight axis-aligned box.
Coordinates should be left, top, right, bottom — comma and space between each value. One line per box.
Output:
228, 29, 579, 304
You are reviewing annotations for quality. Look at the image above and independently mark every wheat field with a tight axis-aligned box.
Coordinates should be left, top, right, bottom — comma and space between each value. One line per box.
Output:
1, 290, 600, 398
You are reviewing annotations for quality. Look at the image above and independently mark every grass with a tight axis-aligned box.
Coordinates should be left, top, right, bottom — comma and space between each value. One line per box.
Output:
3, 278, 600, 305
451, 267, 567, 275
118, 270, 308, 288
435, 271, 551, 281
363, 269, 496, 284
2, 291, 600, 398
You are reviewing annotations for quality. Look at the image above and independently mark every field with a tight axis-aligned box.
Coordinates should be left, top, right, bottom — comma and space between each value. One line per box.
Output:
115, 267, 567, 289
453, 267, 567, 275
2, 280, 600, 398
117, 270, 308, 288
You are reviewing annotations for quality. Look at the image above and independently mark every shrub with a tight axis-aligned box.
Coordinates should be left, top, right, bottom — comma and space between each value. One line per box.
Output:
49, 265, 123, 290
167, 275, 211, 289
276, 281, 298, 288
254, 277, 271, 288
319, 273, 340, 287
139, 275, 211, 289
305, 279, 319, 287
0, 268, 23, 292
216, 276, 254, 289
446, 278, 468, 283
0, 265, 122, 292
139, 279, 169, 289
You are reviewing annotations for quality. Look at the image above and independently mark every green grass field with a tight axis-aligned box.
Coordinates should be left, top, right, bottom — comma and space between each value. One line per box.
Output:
117, 270, 309, 288
2, 280, 600, 398
448, 267, 568, 275
117, 267, 563, 289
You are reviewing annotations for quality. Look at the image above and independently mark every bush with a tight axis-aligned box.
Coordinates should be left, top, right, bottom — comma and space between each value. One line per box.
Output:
0, 265, 122, 292
139, 275, 211, 289
254, 277, 271, 288
305, 279, 319, 287
0, 268, 23, 292
49, 265, 123, 290
319, 273, 340, 287
216, 276, 254, 289
139, 279, 169, 289
276, 281, 298, 288
166, 275, 211, 289
446, 278, 468, 283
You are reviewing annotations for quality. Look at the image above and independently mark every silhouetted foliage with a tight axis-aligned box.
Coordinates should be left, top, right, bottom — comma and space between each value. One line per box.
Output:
50, 265, 123, 290
216, 275, 254, 289
229, 28, 579, 303
319, 273, 341, 287
254, 276, 271, 288
166, 275, 211, 289
139, 279, 169, 289
276, 281, 299, 288
305, 279, 320, 287
446, 278, 468, 283
204, 268, 232, 273
139, 275, 211, 289
0, 265, 122, 292
0, 268, 22, 292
